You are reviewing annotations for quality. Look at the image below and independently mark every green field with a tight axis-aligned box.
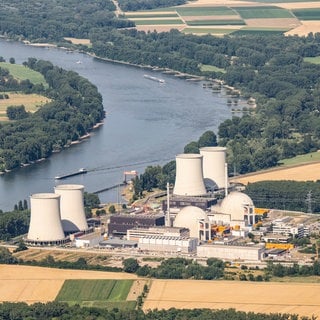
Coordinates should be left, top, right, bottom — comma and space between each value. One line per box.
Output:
304, 56, 320, 64
0, 62, 47, 87
292, 8, 320, 20
177, 6, 237, 16
200, 64, 226, 72
187, 19, 245, 26
134, 19, 183, 25
232, 6, 294, 19
232, 28, 289, 35
56, 279, 135, 309
125, 13, 179, 18
183, 27, 235, 35
279, 151, 320, 166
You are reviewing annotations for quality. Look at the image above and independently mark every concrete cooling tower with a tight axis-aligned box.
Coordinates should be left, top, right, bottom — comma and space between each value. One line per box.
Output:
200, 146, 228, 190
173, 154, 206, 196
54, 184, 88, 233
27, 193, 65, 244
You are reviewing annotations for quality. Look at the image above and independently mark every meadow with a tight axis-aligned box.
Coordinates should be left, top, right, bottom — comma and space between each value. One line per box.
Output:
56, 279, 135, 309
292, 8, 320, 19
0, 62, 47, 87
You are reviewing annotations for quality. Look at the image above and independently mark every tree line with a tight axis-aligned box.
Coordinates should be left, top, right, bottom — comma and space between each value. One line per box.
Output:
244, 181, 320, 213
118, 0, 186, 12
0, 58, 105, 171
0, 302, 310, 320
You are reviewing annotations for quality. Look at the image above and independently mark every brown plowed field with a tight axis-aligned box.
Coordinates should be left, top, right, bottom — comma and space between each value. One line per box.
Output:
143, 279, 320, 318
0, 265, 136, 304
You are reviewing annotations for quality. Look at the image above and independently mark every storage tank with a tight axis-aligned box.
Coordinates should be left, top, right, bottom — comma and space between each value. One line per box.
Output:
200, 146, 228, 190
54, 184, 88, 233
27, 193, 65, 242
173, 154, 206, 196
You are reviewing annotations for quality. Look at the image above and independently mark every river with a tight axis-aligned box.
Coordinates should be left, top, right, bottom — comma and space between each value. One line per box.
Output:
0, 39, 233, 211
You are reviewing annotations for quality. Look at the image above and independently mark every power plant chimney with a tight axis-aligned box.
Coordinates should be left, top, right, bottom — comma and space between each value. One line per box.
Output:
54, 184, 88, 233
199, 146, 228, 190
173, 154, 206, 196
27, 193, 65, 243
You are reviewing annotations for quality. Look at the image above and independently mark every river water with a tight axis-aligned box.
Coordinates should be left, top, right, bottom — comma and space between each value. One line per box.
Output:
0, 39, 232, 211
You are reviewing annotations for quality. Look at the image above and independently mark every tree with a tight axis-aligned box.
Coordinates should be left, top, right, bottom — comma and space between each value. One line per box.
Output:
109, 205, 116, 214
9, 57, 15, 64
123, 258, 139, 273
198, 130, 217, 148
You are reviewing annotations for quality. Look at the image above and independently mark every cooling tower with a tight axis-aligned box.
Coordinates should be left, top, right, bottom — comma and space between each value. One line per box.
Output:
54, 184, 88, 233
173, 154, 206, 196
200, 146, 228, 190
27, 193, 65, 242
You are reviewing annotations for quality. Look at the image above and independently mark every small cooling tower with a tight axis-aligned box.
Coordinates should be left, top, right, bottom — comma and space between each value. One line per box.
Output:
27, 193, 65, 243
200, 146, 228, 190
173, 154, 206, 196
54, 184, 88, 233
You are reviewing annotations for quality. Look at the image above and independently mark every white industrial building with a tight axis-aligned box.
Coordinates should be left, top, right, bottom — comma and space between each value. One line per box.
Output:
54, 184, 88, 233
75, 232, 104, 248
127, 226, 189, 241
139, 236, 198, 253
197, 243, 265, 261
272, 217, 305, 238
26, 193, 67, 245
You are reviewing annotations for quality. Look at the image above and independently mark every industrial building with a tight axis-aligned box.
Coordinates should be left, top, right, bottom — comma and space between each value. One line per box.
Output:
162, 195, 217, 211
108, 214, 165, 236
75, 231, 104, 248
127, 226, 189, 241
197, 242, 265, 262
139, 236, 198, 253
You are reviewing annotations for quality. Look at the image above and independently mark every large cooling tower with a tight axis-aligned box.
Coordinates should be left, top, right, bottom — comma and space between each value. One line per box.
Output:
173, 154, 206, 196
54, 184, 88, 233
200, 146, 228, 190
27, 193, 65, 242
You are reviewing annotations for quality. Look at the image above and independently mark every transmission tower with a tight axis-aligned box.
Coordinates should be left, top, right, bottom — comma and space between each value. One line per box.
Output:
305, 190, 313, 214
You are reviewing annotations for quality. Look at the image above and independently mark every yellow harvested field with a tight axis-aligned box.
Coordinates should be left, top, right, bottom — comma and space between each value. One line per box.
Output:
143, 279, 320, 318
0, 265, 136, 304
286, 21, 320, 36
277, 1, 320, 9
64, 37, 91, 45
230, 162, 320, 185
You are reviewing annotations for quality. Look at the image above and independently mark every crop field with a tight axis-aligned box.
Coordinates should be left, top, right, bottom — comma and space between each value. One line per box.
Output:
129, 0, 320, 35
125, 13, 179, 18
176, 6, 237, 16
0, 93, 50, 121
134, 19, 183, 25
55, 279, 135, 308
0, 265, 136, 304
232, 6, 294, 19
183, 27, 236, 34
292, 8, 320, 19
187, 19, 245, 25
143, 279, 320, 318
0, 62, 47, 87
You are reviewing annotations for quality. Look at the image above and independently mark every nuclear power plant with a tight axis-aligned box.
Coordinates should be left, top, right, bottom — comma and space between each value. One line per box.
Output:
26, 184, 89, 245
25, 146, 297, 262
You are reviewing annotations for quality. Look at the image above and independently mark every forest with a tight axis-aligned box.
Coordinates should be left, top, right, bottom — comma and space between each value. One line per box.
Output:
0, 58, 105, 171
0, 302, 311, 320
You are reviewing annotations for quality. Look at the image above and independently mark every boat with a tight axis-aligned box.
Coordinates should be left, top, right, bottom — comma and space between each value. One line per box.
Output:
55, 168, 87, 180
143, 74, 165, 83
76, 60, 82, 64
